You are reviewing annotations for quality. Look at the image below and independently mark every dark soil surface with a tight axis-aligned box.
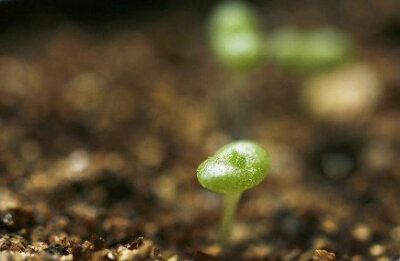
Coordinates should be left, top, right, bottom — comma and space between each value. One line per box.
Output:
0, 0, 400, 260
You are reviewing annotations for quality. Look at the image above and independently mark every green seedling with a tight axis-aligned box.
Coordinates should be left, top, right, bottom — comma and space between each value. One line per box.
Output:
269, 27, 354, 73
208, 1, 265, 137
211, 30, 264, 70
208, 1, 264, 70
197, 140, 270, 245
209, 0, 259, 36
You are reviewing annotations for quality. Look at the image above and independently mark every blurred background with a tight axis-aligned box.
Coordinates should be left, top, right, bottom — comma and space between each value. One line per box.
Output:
0, 0, 400, 260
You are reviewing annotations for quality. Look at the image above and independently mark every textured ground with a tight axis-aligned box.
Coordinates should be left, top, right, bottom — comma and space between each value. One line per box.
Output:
0, 0, 400, 260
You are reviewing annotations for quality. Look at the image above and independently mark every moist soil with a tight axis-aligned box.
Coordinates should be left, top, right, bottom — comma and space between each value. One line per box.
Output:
0, 0, 400, 260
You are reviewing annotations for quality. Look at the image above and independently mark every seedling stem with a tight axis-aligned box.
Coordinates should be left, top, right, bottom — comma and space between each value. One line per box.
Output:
219, 191, 242, 245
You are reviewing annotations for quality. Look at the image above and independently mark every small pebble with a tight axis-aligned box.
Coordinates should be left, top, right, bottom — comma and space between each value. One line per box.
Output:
312, 249, 336, 261
68, 150, 90, 173
369, 244, 385, 256
351, 255, 363, 261
321, 219, 338, 235
202, 244, 221, 256
312, 236, 333, 249
302, 63, 383, 124
352, 224, 372, 242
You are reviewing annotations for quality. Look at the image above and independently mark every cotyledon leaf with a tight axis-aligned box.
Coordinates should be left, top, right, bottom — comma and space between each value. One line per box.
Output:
197, 140, 270, 194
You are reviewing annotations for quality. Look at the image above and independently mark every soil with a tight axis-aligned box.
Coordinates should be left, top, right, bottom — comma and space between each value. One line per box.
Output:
0, 0, 400, 260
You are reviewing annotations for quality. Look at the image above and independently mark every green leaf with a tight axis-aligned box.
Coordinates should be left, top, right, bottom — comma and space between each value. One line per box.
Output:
197, 140, 270, 194
269, 27, 354, 74
209, 1, 259, 37
208, 1, 264, 70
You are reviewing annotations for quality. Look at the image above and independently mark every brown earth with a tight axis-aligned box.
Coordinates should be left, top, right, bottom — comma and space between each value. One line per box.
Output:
0, 0, 400, 260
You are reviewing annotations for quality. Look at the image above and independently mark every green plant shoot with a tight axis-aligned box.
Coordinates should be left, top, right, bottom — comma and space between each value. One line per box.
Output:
208, 1, 264, 70
269, 27, 354, 73
197, 140, 270, 245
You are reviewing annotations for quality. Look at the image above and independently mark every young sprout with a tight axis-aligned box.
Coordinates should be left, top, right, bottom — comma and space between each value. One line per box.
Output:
209, 0, 259, 36
208, 1, 265, 137
208, 1, 264, 70
269, 27, 354, 73
197, 140, 270, 245
211, 31, 264, 70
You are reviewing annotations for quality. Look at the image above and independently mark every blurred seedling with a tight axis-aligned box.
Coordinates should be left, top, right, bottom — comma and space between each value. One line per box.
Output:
267, 27, 381, 125
208, 1, 265, 137
269, 27, 355, 74
209, 1, 264, 70
197, 140, 270, 245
